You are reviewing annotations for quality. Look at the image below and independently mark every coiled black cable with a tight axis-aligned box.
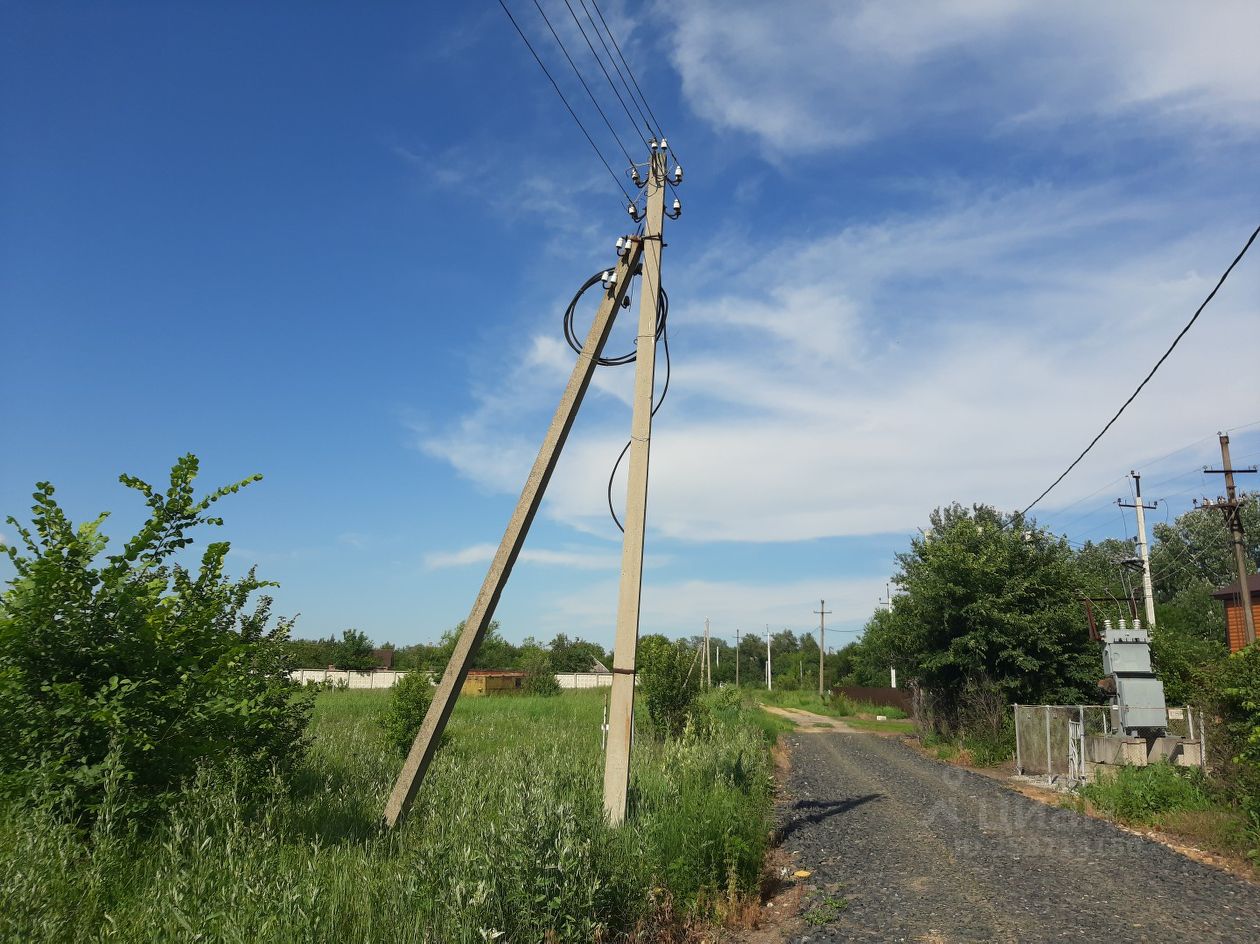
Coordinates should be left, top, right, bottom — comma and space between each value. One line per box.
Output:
561, 266, 670, 531
562, 265, 666, 365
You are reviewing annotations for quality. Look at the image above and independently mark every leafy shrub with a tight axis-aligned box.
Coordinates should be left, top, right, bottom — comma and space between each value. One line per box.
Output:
1197, 645, 1260, 826
1082, 763, 1212, 825
639, 637, 701, 738
0, 456, 310, 820
378, 672, 438, 756
333, 628, 377, 670
521, 649, 561, 696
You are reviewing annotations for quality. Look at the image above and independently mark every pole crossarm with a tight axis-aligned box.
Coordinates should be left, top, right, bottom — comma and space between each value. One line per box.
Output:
382, 238, 645, 828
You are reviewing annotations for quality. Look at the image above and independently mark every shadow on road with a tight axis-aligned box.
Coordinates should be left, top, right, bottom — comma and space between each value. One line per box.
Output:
778, 793, 883, 842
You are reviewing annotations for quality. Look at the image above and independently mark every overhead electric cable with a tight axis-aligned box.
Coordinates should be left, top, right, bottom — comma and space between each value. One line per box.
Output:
561, 0, 649, 148
528, 0, 637, 168
589, 0, 666, 140
576, 0, 658, 149
1021, 221, 1260, 516
495, 0, 632, 204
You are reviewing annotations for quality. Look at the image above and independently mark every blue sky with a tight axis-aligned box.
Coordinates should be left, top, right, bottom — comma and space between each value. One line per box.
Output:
3, 1, 1258, 650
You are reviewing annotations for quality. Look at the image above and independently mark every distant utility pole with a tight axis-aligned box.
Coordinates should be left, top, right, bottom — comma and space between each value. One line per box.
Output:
878, 582, 893, 611
602, 141, 671, 826
735, 628, 741, 687
703, 618, 711, 688
1118, 471, 1158, 628
765, 624, 772, 690
1200, 432, 1257, 647
814, 600, 831, 698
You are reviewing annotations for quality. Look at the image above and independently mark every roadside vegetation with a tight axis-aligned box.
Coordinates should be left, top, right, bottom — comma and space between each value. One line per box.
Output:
0, 459, 779, 942
833, 500, 1260, 861
1, 688, 776, 942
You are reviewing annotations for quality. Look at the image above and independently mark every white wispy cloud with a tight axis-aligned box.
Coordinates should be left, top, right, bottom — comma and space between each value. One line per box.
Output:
424, 543, 622, 570
418, 181, 1258, 543
664, 1, 1260, 155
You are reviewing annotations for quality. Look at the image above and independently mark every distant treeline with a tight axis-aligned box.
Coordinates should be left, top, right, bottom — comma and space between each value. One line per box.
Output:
284, 624, 613, 674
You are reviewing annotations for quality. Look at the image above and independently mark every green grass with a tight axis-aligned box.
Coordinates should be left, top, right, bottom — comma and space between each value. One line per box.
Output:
803, 894, 849, 926
849, 700, 908, 720
758, 689, 855, 718
1081, 762, 1213, 825
0, 688, 777, 943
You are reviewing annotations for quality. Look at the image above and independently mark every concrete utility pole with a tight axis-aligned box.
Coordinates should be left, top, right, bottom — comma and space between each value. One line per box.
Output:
703, 618, 711, 688
814, 600, 832, 697
765, 624, 772, 690
1201, 433, 1257, 647
1118, 472, 1158, 629
735, 627, 740, 687
879, 583, 894, 611
602, 143, 669, 826
383, 238, 645, 828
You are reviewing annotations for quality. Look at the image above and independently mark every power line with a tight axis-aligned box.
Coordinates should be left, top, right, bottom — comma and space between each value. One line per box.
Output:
495, 0, 632, 204
562, 0, 649, 148
576, 0, 656, 142
529, 0, 638, 168
1022, 222, 1260, 516
588, 0, 666, 140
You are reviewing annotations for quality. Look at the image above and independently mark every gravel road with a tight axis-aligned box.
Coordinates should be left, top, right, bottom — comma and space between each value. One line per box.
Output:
778, 730, 1260, 944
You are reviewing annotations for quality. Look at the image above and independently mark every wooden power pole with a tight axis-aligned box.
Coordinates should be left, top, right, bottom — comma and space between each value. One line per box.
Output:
1118, 471, 1158, 628
381, 237, 645, 827
814, 599, 831, 698
1201, 433, 1257, 647
602, 143, 669, 826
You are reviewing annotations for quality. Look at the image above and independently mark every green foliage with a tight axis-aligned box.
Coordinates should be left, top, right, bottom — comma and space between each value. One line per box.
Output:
521, 649, 561, 696
0, 456, 310, 820
334, 628, 376, 670
1218, 645, 1260, 768
803, 895, 849, 926
1082, 763, 1212, 825
0, 689, 775, 942
377, 672, 437, 756
1150, 503, 1259, 603
639, 636, 701, 738
857, 504, 1097, 734
547, 633, 611, 672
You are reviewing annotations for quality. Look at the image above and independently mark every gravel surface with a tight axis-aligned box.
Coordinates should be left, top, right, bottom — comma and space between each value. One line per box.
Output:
778, 731, 1260, 944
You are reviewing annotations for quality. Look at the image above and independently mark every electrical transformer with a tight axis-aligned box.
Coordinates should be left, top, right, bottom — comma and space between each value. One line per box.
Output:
1099, 619, 1167, 734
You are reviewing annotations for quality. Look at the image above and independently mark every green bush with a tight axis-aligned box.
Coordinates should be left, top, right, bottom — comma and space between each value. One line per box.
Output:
378, 672, 437, 756
1082, 763, 1212, 825
521, 649, 561, 696
0, 456, 310, 821
638, 637, 701, 738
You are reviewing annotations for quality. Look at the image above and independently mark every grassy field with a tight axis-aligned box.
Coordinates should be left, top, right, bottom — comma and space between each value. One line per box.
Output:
0, 688, 776, 943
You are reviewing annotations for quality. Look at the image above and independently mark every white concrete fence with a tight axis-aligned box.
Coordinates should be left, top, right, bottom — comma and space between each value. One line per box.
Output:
290, 669, 614, 690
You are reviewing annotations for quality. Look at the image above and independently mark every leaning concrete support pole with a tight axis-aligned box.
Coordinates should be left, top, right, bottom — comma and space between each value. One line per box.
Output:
383, 239, 644, 828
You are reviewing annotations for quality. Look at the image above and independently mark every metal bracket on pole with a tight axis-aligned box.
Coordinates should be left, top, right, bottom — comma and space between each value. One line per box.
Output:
382, 238, 645, 828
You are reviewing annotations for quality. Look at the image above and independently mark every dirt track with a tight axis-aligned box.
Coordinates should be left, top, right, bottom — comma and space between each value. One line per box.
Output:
771, 729, 1260, 943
